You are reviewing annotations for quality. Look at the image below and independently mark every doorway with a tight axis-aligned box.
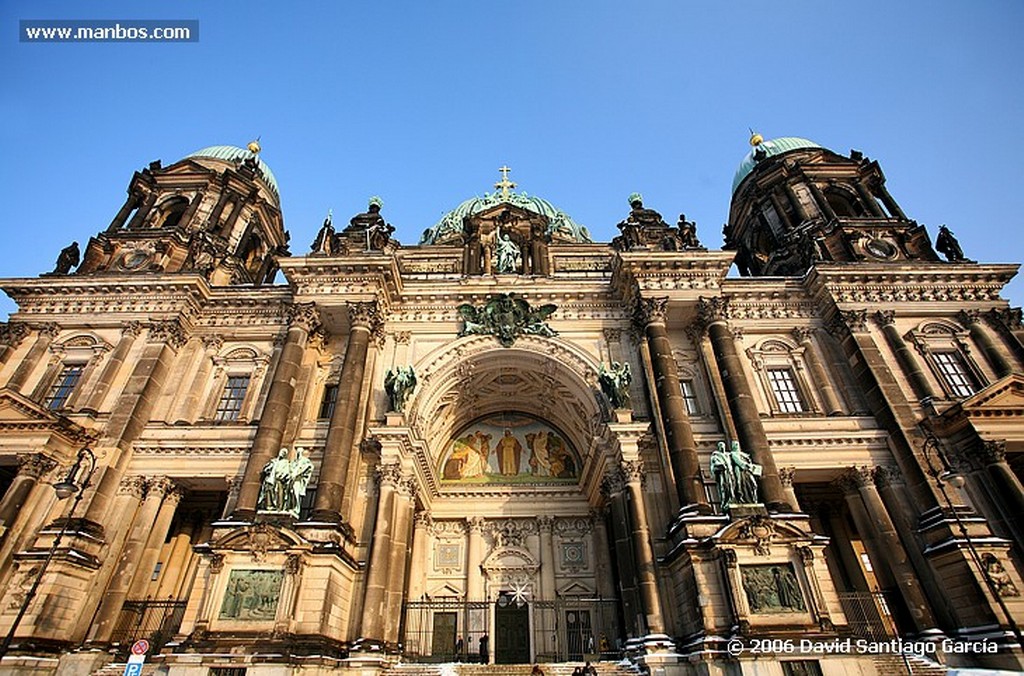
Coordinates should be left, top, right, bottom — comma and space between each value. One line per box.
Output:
494, 593, 530, 663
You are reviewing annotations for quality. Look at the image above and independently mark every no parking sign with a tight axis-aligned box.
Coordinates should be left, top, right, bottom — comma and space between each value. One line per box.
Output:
123, 639, 149, 675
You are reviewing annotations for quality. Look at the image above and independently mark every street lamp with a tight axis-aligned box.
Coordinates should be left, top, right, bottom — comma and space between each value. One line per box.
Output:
920, 433, 1023, 647
0, 447, 96, 659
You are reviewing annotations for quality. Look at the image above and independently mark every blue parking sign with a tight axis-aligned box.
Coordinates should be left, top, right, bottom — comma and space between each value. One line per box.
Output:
123, 663, 142, 676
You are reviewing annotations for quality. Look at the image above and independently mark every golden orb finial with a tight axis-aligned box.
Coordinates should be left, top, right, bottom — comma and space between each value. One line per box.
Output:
749, 129, 764, 147
247, 137, 262, 155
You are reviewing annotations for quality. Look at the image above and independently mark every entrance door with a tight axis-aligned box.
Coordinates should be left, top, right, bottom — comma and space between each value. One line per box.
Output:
432, 612, 457, 660
566, 609, 592, 660
495, 594, 530, 663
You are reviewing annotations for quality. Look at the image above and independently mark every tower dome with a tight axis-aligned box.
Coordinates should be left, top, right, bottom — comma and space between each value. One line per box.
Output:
421, 190, 592, 245
732, 137, 823, 194
186, 144, 280, 202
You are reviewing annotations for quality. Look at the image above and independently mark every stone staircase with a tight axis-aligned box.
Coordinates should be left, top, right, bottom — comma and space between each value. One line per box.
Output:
385, 663, 636, 676
871, 653, 948, 675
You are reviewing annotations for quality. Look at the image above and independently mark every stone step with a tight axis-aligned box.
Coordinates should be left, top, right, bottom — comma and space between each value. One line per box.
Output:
872, 654, 948, 676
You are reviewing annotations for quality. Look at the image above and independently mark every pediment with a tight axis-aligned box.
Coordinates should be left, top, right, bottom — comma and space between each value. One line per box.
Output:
942, 374, 1024, 421
426, 582, 464, 599
0, 388, 92, 446
212, 522, 305, 552
557, 580, 595, 597
470, 203, 547, 227
481, 546, 538, 572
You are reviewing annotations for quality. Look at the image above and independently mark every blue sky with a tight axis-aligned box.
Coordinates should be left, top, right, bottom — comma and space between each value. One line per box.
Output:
2, 1, 1023, 316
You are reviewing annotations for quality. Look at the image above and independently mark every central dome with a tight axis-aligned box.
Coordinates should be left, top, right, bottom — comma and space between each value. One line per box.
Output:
186, 145, 280, 202
732, 136, 823, 194
421, 190, 592, 245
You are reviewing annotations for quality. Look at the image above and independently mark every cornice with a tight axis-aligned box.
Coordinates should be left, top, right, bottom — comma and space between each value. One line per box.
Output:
805, 263, 1018, 306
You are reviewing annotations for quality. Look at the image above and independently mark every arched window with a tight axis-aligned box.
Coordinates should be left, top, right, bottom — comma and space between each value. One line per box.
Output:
153, 196, 190, 229
746, 338, 816, 415
825, 189, 863, 218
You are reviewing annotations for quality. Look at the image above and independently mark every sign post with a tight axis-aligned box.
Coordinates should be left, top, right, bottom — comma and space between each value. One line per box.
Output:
122, 639, 149, 676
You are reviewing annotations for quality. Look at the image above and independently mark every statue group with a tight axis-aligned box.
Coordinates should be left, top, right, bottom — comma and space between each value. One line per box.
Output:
384, 365, 417, 413
710, 440, 762, 509
257, 447, 314, 517
598, 361, 632, 409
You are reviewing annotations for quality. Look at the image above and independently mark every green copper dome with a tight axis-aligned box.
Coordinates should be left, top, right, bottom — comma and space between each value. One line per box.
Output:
186, 145, 280, 201
421, 191, 592, 245
732, 137, 823, 194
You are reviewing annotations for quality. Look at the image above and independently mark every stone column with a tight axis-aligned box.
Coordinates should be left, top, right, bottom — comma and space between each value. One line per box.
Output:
83, 321, 186, 527
233, 304, 320, 519
783, 182, 810, 221
589, 509, 616, 599
975, 441, 1024, 544
0, 323, 30, 369
0, 454, 57, 532
5, 323, 59, 392
466, 516, 486, 601
538, 516, 557, 601
407, 511, 432, 601
875, 182, 907, 220
837, 467, 938, 632
312, 301, 380, 523
384, 477, 415, 645
106, 192, 141, 232
807, 181, 837, 222
125, 190, 158, 230
360, 463, 398, 643
88, 476, 159, 643
855, 180, 886, 217
697, 297, 788, 510
622, 460, 665, 635
987, 307, 1024, 365
603, 472, 639, 637
792, 328, 844, 416
175, 336, 224, 423
958, 311, 1012, 379
636, 297, 708, 512
128, 480, 183, 598
83, 322, 143, 412
873, 310, 935, 402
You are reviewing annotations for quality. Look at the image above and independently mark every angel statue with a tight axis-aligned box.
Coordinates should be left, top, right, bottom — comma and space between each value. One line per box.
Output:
385, 365, 417, 413
598, 361, 632, 409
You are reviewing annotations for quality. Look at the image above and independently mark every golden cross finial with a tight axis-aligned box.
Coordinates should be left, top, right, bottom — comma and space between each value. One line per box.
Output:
495, 165, 516, 199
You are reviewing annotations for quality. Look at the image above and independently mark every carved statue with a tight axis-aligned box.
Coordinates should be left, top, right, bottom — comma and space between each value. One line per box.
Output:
345, 197, 394, 251
984, 554, 1020, 597
711, 442, 735, 509
257, 448, 292, 512
480, 228, 497, 275
729, 440, 762, 504
457, 293, 558, 347
288, 447, 313, 516
677, 215, 700, 249
50, 241, 80, 275
495, 231, 522, 274
384, 365, 417, 413
936, 225, 965, 262
598, 362, 632, 409
310, 211, 335, 255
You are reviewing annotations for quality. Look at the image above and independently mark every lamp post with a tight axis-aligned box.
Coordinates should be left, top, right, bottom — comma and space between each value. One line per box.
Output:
0, 447, 96, 659
920, 433, 1023, 647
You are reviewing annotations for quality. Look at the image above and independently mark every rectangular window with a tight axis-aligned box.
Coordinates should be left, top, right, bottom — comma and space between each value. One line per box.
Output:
681, 379, 699, 415
933, 351, 976, 398
319, 383, 339, 419
151, 561, 163, 581
215, 375, 250, 421
781, 661, 823, 676
209, 669, 247, 676
767, 367, 805, 413
44, 364, 84, 410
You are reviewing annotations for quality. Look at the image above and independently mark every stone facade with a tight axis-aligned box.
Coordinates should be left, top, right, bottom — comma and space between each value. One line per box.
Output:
0, 139, 1022, 675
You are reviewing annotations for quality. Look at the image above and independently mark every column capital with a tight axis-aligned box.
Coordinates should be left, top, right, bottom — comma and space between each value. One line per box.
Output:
957, 309, 983, 326
634, 296, 669, 328
872, 464, 906, 488
791, 327, 815, 344
121, 321, 144, 338
147, 319, 188, 349
537, 514, 555, 532
988, 306, 1023, 332
348, 300, 382, 331
0, 322, 31, 348
17, 452, 56, 479
976, 439, 1007, 466
467, 515, 486, 534
873, 310, 896, 327
601, 467, 626, 497
375, 461, 404, 488
414, 510, 433, 529
286, 302, 322, 334
696, 296, 731, 329
620, 458, 645, 486
118, 474, 148, 499
147, 476, 181, 502
827, 309, 869, 337
33, 322, 61, 339
201, 335, 224, 351
778, 466, 796, 487
834, 466, 873, 494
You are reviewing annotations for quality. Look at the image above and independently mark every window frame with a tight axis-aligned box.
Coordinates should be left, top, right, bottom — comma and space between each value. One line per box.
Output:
214, 374, 251, 422
43, 363, 85, 410
906, 321, 986, 400
746, 337, 818, 415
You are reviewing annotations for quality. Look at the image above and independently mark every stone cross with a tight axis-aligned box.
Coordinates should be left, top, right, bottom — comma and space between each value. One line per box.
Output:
495, 166, 517, 198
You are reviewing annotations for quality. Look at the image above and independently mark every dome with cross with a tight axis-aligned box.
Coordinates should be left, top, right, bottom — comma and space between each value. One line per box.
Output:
420, 168, 592, 245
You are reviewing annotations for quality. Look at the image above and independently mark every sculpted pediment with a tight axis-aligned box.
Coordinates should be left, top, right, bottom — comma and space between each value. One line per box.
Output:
0, 388, 92, 448
957, 374, 1024, 413
481, 546, 538, 575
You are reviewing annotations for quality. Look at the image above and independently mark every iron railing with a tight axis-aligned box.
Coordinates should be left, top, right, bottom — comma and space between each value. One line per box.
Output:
110, 598, 187, 655
837, 591, 899, 642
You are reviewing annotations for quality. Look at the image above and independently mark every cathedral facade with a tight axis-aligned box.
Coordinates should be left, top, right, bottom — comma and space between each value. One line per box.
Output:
0, 137, 1022, 675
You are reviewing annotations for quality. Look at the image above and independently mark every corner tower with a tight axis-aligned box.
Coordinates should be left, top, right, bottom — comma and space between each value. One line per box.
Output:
726, 133, 938, 276
76, 142, 290, 285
